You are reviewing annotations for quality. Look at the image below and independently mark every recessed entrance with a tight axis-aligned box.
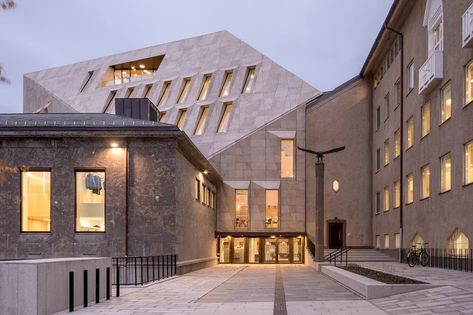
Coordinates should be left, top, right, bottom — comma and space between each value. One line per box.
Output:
328, 222, 344, 249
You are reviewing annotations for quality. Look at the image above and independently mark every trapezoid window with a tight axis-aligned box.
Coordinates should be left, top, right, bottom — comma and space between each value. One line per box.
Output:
194, 106, 209, 135
242, 66, 256, 93
198, 74, 212, 101
220, 71, 233, 97
177, 78, 191, 104
217, 102, 233, 133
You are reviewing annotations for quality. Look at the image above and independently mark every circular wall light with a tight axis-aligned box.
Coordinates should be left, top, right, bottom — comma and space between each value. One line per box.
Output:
332, 180, 340, 192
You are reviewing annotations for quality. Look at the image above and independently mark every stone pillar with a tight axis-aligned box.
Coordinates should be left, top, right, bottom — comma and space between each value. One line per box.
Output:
315, 158, 325, 262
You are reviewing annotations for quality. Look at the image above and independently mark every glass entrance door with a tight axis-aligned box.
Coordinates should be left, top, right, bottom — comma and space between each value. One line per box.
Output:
278, 238, 290, 263
233, 237, 245, 263
264, 238, 277, 263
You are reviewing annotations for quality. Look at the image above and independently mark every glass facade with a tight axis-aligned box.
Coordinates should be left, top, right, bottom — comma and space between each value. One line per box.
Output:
21, 171, 51, 232
233, 237, 245, 263
75, 171, 105, 232
281, 139, 295, 178
235, 189, 248, 228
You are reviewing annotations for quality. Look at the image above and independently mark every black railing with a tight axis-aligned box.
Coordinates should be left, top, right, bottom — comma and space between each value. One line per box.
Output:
112, 254, 177, 295
325, 247, 351, 266
402, 248, 473, 272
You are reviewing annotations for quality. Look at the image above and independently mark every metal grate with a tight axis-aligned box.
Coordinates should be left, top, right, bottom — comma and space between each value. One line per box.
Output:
273, 266, 287, 315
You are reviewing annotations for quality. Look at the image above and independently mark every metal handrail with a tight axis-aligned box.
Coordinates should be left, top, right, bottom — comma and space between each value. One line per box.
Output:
325, 247, 352, 265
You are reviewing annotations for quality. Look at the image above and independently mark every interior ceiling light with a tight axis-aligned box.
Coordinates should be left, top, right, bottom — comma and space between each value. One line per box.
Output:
139, 64, 145, 69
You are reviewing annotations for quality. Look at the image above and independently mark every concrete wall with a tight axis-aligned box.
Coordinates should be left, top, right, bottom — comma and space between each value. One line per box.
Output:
305, 78, 372, 248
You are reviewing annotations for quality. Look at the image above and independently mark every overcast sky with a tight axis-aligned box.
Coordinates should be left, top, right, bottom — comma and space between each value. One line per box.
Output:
0, 0, 393, 113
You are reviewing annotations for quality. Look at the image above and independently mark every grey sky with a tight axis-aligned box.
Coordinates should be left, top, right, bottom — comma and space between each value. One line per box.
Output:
0, 0, 393, 113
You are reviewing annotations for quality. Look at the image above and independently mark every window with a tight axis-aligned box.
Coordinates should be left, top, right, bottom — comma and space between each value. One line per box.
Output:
441, 82, 452, 123
217, 102, 233, 133
375, 106, 381, 130
265, 190, 279, 228
384, 186, 390, 211
177, 78, 191, 104
407, 62, 414, 92
281, 139, 294, 178
219, 237, 231, 263
202, 184, 206, 203
75, 171, 105, 232
433, 21, 443, 51
376, 235, 381, 249
195, 178, 201, 201
407, 116, 414, 149
394, 129, 400, 158
210, 191, 216, 209
80, 71, 94, 93
204, 186, 211, 206
143, 84, 152, 98
220, 71, 233, 97
375, 191, 380, 214
176, 109, 187, 129
448, 229, 470, 255
421, 102, 430, 137
235, 189, 248, 228
394, 180, 400, 208
384, 234, 390, 249
242, 66, 256, 93
157, 81, 171, 106
395, 233, 401, 249
384, 93, 390, 121
158, 111, 167, 123
21, 170, 51, 232
375, 148, 380, 171
248, 238, 260, 263
465, 141, 473, 185
194, 106, 209, 135
198, 75, 212, 101
441, 153, 452, 192
421, 164, 430, 199
233, 237, 245, 263
384, 139, 390, 166
394, 79, 401, 108
466, 60, 473, 105
103, 90, 117, 113
125, 87, 134, 98
406, 173, 414, 204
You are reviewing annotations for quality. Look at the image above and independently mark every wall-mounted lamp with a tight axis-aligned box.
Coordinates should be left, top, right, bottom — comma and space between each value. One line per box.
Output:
111, 143, 119, 148
203, 170, 208, 175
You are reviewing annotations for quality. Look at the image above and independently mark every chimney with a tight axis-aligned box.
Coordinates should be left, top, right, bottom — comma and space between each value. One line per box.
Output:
115, 98, 159, 121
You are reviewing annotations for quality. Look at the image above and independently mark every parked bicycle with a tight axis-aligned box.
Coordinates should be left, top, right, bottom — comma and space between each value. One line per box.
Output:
407, 242, 429, 267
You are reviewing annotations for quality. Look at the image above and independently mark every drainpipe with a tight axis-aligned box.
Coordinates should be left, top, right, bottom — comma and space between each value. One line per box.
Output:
384, 24, 404, 263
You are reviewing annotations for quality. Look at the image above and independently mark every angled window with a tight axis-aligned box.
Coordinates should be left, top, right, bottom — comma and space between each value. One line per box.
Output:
177, 78, 191, 104
384, 186, 390, 211
407, 116, 414, 149
394, 78, 401, 108
194, 106, 209, 135
441, 82, 452, 123
421, 164, 430, 199
394, 180, 400, 208
220, 71, 233, 97
466, 60, 473, 106
103, 90, 117, 113
125, 87, 134, 98
198, 74, 212, 101
394, 129, 401, 158
21, 170, 51, 232
242, 66, 256, 93
384, 139, 390, 166
75, 171, 105, 232
406, 173, 414, 204
143, 84, 152, 98
384, 93, 390, 121
281, 139, 295, 178
407, 61, 415, 92
157, 81, 171, 106
235, 189, 248, 228
421, 102, 430, 137
158, 111, 167, 123
465, 141, 473, 185
80, 71, 94, 93
265, 190, 279, 228
375, 192, 380, 214
176, 109, 187, 129
375, 106, 381, 130
217, 102, 233, 133
103, 55, 163, 86
441, 153, 452, 192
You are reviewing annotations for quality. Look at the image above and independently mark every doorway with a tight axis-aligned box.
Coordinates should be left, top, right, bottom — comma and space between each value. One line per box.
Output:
328, 222, 344, 248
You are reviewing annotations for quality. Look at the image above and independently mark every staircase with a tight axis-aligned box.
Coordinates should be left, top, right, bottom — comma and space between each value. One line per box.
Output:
324, 248, 396, 263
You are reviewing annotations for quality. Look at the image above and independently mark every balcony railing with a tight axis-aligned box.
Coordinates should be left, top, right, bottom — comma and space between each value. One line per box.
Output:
463, 2, 473, 48
418, 50, 443, 95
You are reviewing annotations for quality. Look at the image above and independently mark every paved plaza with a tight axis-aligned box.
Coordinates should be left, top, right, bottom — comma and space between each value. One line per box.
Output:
64, 264, 473, 315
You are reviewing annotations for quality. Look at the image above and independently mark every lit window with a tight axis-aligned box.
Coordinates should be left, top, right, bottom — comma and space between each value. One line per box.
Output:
76, 171, 105, 232
375, 148, 380, 171
143, 84, 152, 98
177, 78, 191, 104
248, 238, 260, 263
375, 191, 380, 214
394, 129, 400, 158
406, 173, 414, 204
265, 190, 279, 228
281, 139, 294, 178
217, 102, 233, 133
125, 87, 134, 98
441, 153, 452, 192
195, 178, 201, 201
411, 233, 425, 249
176, 109, 187, 129
466, 60, 473, 105
198, 75, 212, 101
395, 233, 400, 249
80, 71, 94, 93
103, 90, 117, 113
21, 170, 51, 232
375, 106, 381, 130
465, 141, 473, 185
220, 71, 233, 97
376, 235, 381, 249
202, 184, 207, 204
384, 234, 390, 249
441, 82, 452, 123
421, 164, 430, 199
194, 106, 209, 135
158, 111, 167, 123
407, 117, 414, 149
448, 229, 469, 255
407, 62, 414, 92
242, 66, 256, 93
421, 102, 430, 137
384, 139, 390, 166
394, 79, 401, 108
384, 186, 390, 211
394, 180, 400, 208
235, 189, 248, 228
157, 81, 171, 106
384, 93, 390, 121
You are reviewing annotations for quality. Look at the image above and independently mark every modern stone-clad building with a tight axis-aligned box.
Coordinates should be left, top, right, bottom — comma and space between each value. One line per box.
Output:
1, 0, 473, 266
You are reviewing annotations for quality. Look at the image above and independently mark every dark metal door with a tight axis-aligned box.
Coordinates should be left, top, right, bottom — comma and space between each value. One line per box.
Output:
329, 223, 343, 249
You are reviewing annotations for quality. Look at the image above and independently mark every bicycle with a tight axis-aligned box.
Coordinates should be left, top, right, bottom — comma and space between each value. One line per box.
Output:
406, 243, 429, 267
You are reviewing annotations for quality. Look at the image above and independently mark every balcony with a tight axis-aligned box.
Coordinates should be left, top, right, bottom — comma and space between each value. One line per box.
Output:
463, 3, 473, 48
418, 50, 443, 95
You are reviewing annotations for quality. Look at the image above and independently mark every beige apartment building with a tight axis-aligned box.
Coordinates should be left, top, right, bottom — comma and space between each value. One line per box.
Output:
3, 0, 472, 265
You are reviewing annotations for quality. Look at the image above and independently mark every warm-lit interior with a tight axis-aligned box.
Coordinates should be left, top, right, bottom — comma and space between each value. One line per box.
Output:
220, 71, 233, 97
407, 117, 414, 148
198, 75, 212, 101
233, 237, 245, 263
421, 164, 430, 199
466, 61, 473, 105
248, 238, 260, 263
384, 186, 389, 211
158, 82, 171, 106
235, 189, 248, 228
242, 67, 256, 93
441, 154, 451, 192
421, 102, 430, 137
394, 129, 400, 158
384, 234, 390, 249
177, 109, 187, 129
449, 229, 470, 255
76, 171, 105, 232
217, 103, 233, 133
281, 139, 294, 178
407, 173, 414, 203
177, 78, 191, 104
394, 180, 400, 208
194, 107, 209, 135
466, 142, 473, 184
100, 55, 164, 87
219, 237, 231, 263
21, 171, 51, 232
159, 111, 167, 123
384, 139, 389, 166
441, 83, 451, 123
265, 190, 279, 228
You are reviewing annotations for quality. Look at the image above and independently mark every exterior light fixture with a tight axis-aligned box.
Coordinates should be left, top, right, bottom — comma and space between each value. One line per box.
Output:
332, 180, 340, 192
203, 170, 208, 175
139, 64, 145, 69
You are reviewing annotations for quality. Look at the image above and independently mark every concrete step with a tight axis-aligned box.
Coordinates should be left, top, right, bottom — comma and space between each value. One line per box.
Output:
323, 249, 397, 262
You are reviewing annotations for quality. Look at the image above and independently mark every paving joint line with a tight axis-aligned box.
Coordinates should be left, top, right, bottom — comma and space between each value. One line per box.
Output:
274, 265, 287, 315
